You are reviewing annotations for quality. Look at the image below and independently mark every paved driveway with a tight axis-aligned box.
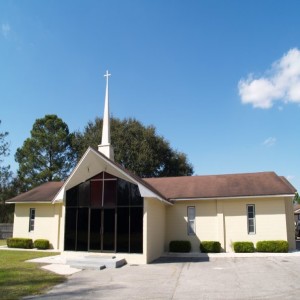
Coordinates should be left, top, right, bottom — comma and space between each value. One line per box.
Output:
27, 256, 300, 300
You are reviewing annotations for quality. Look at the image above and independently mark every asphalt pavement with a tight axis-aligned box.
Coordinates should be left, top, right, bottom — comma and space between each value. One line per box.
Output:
26, 255, 300, 300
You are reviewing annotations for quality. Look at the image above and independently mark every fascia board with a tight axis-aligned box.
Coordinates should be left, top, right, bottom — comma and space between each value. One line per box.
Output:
52, 148, 92, 203
52, 147, 170, 205
171, 194, 296, 201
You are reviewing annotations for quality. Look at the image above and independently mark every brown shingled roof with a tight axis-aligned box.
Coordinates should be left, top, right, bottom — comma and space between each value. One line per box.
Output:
6, 182, 64, 203
6, 170, 296, 204
144, 172, 296, 200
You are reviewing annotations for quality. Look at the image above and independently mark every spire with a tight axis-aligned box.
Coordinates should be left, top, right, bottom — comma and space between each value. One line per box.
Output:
98, 70, 114, 161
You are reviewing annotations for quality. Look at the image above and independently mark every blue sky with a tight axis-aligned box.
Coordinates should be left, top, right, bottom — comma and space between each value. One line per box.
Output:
1, 0, 300, 192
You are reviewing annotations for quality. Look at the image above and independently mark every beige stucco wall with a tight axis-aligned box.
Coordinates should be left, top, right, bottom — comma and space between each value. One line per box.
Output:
166, 197, 295, 253
13, 203, 62, 250
12, 195, 295, 259
166, 200, 218, 252
223, 197, 289, 251
144, 198, 167, 263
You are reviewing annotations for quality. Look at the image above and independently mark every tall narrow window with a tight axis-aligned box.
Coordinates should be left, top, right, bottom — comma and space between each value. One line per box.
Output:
247, 204, 255, 234
29, 208, 35, 232
187, 206, 196, 235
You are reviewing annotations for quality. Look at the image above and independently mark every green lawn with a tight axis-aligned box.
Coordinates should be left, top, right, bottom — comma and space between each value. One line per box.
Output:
0, 250, 66, 300
0, 239, 6, 246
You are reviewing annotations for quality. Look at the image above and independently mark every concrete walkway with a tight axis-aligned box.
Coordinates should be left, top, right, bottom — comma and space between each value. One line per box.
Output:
25, 249, 300, 275
27, 254, 126, 275
2, 244, 300, 299
25, 254, 300, 300
2, 244, 300, 276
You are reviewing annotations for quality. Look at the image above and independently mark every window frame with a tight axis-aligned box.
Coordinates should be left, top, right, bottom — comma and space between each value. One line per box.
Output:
247, 204, 256, 234
29, 208, 36, 232
187, 206, 196, 236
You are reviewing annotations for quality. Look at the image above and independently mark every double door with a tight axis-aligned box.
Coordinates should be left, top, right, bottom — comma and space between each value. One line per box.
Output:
89, 208, 115, 251
64, 207, 116, 252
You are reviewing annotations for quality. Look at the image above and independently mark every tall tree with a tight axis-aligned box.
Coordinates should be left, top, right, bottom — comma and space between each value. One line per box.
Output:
0, 120, 9, 161
15, 115, 76, 190
0, 167, 15, 223
72, 117, 194, 178
0, 121, 14, 222
295, 192, 300, 204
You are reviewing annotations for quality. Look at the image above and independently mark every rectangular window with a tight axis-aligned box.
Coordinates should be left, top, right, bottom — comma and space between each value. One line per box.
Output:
187, 206, 196, 235
247, 204, 255, 234
29, 208, 35, 232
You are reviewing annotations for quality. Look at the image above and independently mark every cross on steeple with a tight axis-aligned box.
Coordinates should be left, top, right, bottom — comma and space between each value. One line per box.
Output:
104, 70, 111, 80
98, 70, 114, 161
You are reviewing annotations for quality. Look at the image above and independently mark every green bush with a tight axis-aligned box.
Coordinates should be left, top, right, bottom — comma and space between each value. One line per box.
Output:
169, 240, 191, 253
200, 241, 221, 253
7, 238, 33, 249
34, 239, 50, 250
233, 241, 255, 253
256, 240, 288, 253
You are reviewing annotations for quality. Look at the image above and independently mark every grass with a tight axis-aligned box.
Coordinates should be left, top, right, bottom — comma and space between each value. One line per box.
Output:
0, 250, 66, 300
0, 239, 6, 246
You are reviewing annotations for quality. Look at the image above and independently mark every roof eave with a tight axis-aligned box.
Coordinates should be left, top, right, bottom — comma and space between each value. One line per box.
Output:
52, 147, 170, 205
171, 193, 296, 201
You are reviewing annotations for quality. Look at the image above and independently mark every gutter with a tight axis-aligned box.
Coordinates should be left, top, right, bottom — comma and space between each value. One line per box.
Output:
170, 194, 296, 202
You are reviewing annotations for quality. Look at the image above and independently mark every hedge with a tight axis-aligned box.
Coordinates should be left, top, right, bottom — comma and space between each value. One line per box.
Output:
233, 241, 255, 253
256, 240, 288, 253
7, 238, 33, 249
200, 241, 221, 253
34, 239, 50, 250
169, 241, 191, 253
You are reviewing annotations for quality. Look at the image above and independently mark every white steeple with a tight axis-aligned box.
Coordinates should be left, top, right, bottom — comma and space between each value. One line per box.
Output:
98, 70, 114, 161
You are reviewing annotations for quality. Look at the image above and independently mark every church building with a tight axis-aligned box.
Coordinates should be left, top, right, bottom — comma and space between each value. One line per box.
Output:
7, 72, 296, 263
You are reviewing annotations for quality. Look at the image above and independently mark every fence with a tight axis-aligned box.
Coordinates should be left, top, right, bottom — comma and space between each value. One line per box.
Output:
0, 223, 13, 239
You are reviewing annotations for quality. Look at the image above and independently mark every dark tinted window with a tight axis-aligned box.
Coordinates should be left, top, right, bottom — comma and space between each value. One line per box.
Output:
103, 180, 117, 207
89, 209, 101, 250
117, 207, 129, 252
66, 186, 78, 207
64, 208, 77, 250
76, 208, 89, 251
64, 172, 143, 254
130, 184, 143, 206
78, 181, 90, 207
90, 180, 102, 208
117, 179, 130, 206
130, 207, 143, 253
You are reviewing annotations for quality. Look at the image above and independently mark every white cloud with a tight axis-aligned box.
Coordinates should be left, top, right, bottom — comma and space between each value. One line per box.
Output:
262, 137, 276, 147
1, 23, 11, 38
239, 48, 300, 108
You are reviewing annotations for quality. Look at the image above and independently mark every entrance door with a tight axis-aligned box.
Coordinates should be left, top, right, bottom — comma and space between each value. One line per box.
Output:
89, 209, 101, 250
102, 209, 115, 251
89, 208, 115, 251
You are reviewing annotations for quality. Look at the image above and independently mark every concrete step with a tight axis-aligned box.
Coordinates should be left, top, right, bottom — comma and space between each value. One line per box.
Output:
66, 256, 126, 270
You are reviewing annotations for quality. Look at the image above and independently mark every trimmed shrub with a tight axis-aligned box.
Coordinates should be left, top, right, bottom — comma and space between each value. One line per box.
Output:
256, 240, 288, 253
233, 241, 255, 253
169, 240, 191, 253
7, 238, 33, 249
34, 239, 50, 250
200, 241, 221, 253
